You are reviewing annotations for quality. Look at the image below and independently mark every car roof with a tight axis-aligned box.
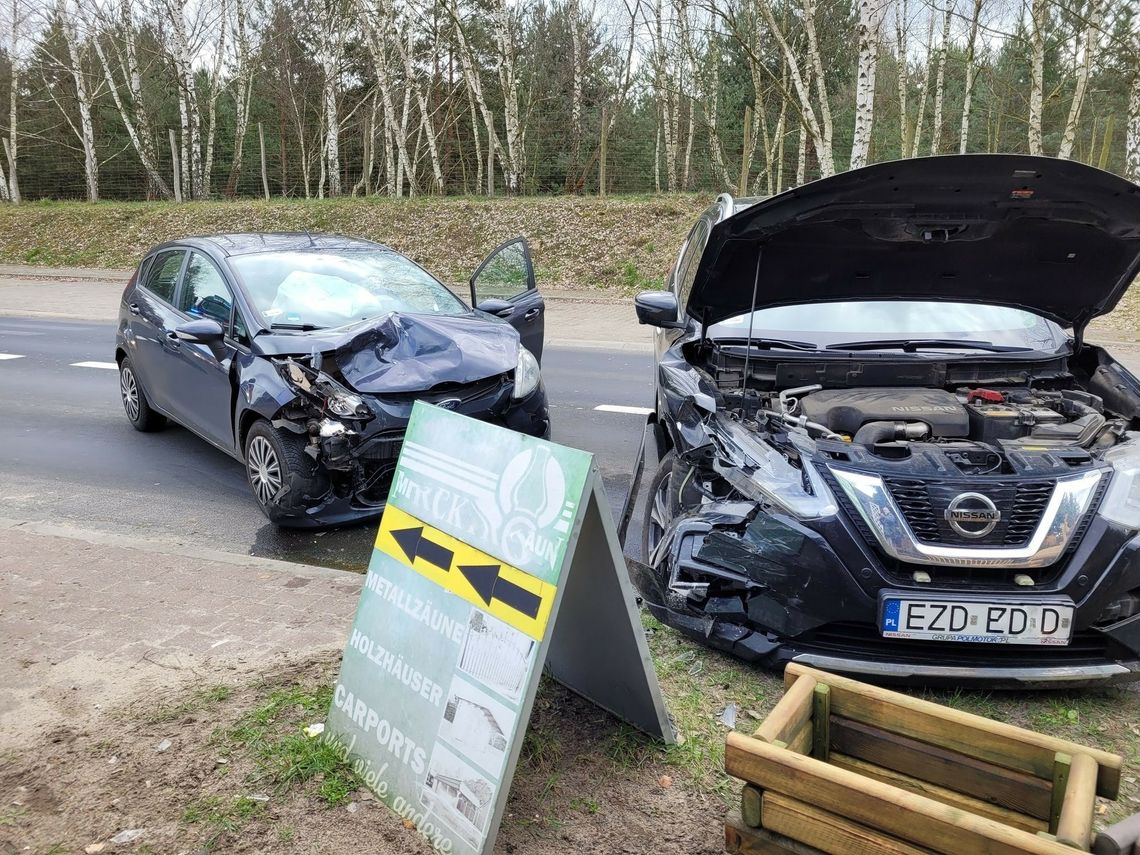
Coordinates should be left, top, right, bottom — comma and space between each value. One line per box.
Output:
153, 233, 391, 258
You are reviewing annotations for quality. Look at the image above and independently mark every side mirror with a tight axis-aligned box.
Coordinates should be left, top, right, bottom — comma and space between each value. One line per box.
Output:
175, 319, 227, 360
634, 291, 684, 329
475, 297, 514, 318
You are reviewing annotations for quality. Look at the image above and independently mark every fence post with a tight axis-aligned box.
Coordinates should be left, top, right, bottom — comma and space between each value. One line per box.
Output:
599, 106, 608, 198
258, 122, 270, 200
739, 105, 753, 196
168, 128, 182, 203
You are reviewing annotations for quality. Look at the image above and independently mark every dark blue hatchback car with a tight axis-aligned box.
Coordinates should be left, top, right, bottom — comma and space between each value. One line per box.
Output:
115, 233, 549, 526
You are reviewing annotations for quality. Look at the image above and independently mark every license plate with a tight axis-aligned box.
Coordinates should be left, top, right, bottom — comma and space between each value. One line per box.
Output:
880, 598, 1073, 645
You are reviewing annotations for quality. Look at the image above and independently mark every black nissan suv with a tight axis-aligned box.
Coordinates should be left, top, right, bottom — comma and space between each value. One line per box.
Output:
623, 155, 1140, 686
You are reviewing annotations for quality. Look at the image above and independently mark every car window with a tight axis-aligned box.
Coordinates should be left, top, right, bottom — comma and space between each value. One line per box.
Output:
676, 219, 710, 306
231, 249, 466, 330
142, 250, 185, 304
179, 253, 234, 328
709, 301, 1065, 350
233, 308, 250, 346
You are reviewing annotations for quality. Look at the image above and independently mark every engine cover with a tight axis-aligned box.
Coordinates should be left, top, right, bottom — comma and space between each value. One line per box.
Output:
798, 388, 969, 437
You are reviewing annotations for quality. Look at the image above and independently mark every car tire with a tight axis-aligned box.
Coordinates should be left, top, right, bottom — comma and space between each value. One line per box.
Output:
641, 449, 679, 561
119, 356, 167, 432
244, 420, 328, 521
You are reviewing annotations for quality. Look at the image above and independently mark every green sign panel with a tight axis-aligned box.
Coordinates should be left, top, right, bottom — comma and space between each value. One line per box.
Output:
326, 402, 672, 854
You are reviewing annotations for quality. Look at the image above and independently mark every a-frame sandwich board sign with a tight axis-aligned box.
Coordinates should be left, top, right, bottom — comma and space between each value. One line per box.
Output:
325, 401, 674, 855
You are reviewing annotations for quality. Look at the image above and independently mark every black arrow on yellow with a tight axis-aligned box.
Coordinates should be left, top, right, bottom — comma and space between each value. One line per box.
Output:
458, 564, 543, 620
390, 527, 454, 572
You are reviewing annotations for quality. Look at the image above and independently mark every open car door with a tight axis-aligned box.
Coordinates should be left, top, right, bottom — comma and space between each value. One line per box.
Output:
469, 237, 545, 363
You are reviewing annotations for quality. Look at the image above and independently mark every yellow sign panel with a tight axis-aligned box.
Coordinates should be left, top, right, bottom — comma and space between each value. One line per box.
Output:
376, 504, 557, 641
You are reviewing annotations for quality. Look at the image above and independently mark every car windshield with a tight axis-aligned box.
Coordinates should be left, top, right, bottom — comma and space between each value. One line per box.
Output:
231, 249, 466, 330
708, 301, 1065, 352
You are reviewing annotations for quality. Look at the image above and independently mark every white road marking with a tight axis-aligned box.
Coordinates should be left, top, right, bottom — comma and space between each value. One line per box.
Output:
594, 404, 653, 415
71, 361, 118, 370
0, 353, 24, 360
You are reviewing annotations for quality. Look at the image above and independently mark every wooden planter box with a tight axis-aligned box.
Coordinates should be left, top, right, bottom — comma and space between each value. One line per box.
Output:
724, 664, 1125, 855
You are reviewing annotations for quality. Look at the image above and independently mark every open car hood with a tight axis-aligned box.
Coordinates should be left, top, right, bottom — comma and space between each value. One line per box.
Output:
687, 155, 1140, 332
255, 312, 519, 394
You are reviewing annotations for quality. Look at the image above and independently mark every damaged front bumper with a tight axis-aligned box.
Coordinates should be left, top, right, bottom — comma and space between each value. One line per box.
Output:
622, 416, 1140, 688
268, 374, 550, 528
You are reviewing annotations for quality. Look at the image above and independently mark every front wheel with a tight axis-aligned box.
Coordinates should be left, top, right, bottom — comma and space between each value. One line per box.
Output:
119, 357, 166, 432
244, 420, 328, 521
641, 449, 678, 561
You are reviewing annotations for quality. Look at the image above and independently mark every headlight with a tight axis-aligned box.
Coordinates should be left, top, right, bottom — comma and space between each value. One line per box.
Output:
1100, 434, 1140, 528
512, 347, 541, 399
277, 359, 373, 420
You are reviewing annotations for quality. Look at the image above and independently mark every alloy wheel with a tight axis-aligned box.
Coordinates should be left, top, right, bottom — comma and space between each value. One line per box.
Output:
120, 364, 140, 422
646, 471, 672, 556
247, 436, 283, 507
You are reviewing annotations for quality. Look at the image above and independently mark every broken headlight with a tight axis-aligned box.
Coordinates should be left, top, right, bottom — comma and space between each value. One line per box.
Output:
1100, 434, 1140, 528
512, 347, 541, 399
277, 358, 373, 421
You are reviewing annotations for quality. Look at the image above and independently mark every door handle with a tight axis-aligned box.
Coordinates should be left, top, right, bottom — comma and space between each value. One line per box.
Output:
523, 308, 541, 321
129, 303, 141, 316
164, 331, 181, 349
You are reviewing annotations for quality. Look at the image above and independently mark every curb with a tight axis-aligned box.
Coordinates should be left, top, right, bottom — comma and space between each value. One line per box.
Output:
0, 516, 359, 583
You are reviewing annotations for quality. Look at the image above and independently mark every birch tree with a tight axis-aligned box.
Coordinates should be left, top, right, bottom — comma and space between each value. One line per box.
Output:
50, 0, 100, 201
1058, 0, 1105, 159
929, 0, 952, 155
851, 0, 887, 169
4, 0, 27, 203
1028, 0, 1047, 155
224, 0, 257, 196
314, 0, 348, 196
1129, 5, 1140, 181
958, 0, 984, 153
85, 0, 172, 198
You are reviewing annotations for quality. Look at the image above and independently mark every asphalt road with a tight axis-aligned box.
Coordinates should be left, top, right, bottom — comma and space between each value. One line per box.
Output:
0, 317, 653, 571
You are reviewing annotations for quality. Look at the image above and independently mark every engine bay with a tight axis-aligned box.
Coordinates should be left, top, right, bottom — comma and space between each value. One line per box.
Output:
689, 341, 1138, 479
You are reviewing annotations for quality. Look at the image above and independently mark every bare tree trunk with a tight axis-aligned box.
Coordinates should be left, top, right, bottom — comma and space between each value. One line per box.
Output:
929, 1, 952, 155
465, 83, 483, 195
909, 12, 935, 157
202, 1, 228, 198
1028, 0, 1047, 156
758, 0, 834, 175
317, 1, 346, 196
491, 0, 525, 192
448, 0, 506, 193
57, 3, 99, 202
1128, 14, 1140, 182
796, 121, 807, 186
1058, 0, 1104, 160
569, 0, 583, 162
225, 1, 255, 197
801, 0, 835, 174
6, 0, 20, 203
895, 0, 909, 156
851, 0, 887, 169
958, 0, 984, 153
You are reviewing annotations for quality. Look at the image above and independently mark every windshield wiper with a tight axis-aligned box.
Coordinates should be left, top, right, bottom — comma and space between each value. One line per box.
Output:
722, 337, 821, 352
267, 322, 323, 332
825, 338, 1033, 353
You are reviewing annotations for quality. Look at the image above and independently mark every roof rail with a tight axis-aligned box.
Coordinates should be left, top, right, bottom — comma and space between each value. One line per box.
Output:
715, 192, 735, 222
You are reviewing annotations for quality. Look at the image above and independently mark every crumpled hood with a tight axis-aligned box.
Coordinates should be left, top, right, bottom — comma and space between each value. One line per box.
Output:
333, 312, 519, 393
687, 154, 1140, 332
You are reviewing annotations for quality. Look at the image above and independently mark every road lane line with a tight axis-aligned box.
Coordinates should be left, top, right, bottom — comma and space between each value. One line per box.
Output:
71, 361, 118, 370
0, 353, 24, 360
594, 404, 653, 415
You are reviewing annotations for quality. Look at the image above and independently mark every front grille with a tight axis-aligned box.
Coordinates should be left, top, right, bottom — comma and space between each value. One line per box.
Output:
883, 477, 1054, 547
799, 621, 1112, 667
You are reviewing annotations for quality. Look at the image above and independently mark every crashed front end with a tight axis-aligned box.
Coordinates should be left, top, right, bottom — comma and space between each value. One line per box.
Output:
627, 352, 1140, 688
256, 314, 548, 527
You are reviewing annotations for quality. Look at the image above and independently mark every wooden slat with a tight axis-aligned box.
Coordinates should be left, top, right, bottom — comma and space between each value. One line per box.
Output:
762, 790, 937, 855
725, 731, 1081, 855
1050, 753, 1072, 834
726, 811, 825, 855
742, 784, 763, 828
756, 674, 816, 745
830, 752, 1049, 834
812, 684, 830, 761
829, 715, 1052, 819
784, 663, 1122, 799
787, 716, 812, 755
1055, 752, 1098, 850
